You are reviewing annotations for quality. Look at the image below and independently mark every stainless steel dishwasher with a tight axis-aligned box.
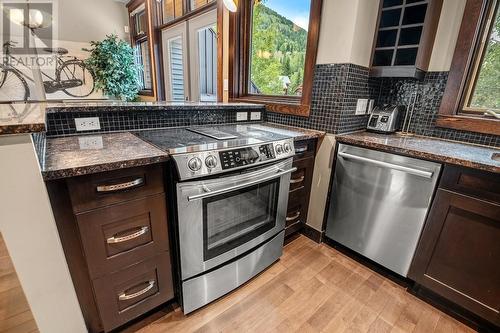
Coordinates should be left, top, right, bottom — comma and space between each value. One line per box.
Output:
325, 143, 442, 277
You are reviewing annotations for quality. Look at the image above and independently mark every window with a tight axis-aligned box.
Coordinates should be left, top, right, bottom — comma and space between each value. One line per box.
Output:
249, 0, 309, 97
229, 0, 322, 116
160, 0, 184, 24
129, 2, 155, 96
157, 0, 215, 25
437, 0, 499, 135
462, 3, 499, 114
135, 40, 153, 91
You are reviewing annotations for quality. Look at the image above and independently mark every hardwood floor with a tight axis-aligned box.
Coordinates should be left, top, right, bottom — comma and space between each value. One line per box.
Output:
0, 233, 38, 333
136, 235, 475, 333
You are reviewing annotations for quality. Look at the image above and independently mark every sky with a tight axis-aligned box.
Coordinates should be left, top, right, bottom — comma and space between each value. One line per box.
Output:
263, 0, 311, 31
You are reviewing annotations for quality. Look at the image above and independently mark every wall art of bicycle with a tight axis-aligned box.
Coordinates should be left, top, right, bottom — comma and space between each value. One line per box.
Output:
0, 40, 105, 102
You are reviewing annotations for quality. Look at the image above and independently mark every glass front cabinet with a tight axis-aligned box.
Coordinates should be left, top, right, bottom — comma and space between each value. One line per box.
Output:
370, 0, 444, 79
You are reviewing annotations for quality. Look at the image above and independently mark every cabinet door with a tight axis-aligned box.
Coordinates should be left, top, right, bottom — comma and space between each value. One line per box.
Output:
409, 189, 500, 325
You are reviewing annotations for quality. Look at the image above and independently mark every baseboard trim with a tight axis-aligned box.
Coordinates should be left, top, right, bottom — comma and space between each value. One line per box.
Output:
300, 224, 323, 243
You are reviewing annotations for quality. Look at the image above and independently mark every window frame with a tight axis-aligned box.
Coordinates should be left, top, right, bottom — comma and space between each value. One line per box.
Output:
437, 0, 499, 136
228, 0, 323, 117
128, 0, 157, 97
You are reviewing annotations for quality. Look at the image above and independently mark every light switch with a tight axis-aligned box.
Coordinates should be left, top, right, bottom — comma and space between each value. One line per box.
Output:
236, 112, 248, 121
250, 112, 261, 120
355, 99, 368, 115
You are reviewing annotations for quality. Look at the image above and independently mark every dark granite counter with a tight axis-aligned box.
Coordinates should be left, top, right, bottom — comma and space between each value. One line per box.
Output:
0, 103, 46, 135
335, 132, 500, 173
46, 101, 265, 113
41, 132, 169, 180
39, 122, 325, 180
264, 122, 325, 141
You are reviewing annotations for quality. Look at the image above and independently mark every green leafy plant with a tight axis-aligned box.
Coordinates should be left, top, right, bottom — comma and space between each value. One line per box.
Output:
84, 35, 140, 101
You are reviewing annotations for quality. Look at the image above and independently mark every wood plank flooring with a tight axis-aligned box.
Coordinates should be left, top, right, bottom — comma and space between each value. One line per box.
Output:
0, 233, 38, 333
137, 235, 475, 333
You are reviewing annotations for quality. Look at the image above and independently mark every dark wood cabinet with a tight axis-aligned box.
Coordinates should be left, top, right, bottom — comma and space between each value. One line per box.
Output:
409, 166, 500, 328
370, 0, 443, 79
47, 164, 174, 333
285, 139, 317, 237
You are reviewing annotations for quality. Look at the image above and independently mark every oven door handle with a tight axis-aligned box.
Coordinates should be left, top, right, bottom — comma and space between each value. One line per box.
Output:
187, 167, 297, 201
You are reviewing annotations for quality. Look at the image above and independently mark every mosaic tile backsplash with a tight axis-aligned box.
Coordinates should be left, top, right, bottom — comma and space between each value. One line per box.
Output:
268, 63, 499, 147
45, 107, 264, 137
267, 63, 370, 134
369, 72, 499, 147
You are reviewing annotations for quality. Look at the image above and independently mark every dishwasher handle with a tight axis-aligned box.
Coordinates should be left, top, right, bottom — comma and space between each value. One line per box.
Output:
338, 151, 434, 179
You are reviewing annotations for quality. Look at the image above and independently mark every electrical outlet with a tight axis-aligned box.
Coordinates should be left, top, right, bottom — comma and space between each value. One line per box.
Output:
250, 112, 261, 120
78, 136, 103, 150
75, 117, 100, 131
236, 112, 248, 121
124, 25, 130, 34
355, 99, 368, 115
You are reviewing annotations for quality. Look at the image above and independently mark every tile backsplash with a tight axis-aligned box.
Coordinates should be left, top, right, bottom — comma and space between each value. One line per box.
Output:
267, 63, 370, 134
268, 63, 499, 147
45, 107, 263, 137
369, 72, 499, 147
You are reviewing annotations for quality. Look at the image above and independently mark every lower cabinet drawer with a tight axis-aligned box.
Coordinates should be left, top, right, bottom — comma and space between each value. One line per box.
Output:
93, 252, 174, 332
76, 194, 169, 278
67, 164, 165, 213
285, 204, 304, 227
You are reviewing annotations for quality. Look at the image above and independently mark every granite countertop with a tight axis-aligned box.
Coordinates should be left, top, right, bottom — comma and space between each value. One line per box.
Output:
39, 122, 325, 180
335, 132, 500, 173
46, 101, 266, 113
264, 122, 326, 141
0, 103, 46, 135
41, 132, 169, 180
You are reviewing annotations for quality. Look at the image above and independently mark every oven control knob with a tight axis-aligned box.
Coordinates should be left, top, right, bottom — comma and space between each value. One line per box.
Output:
284, 143, 292, 153
205, 155, 218, 169
275, 144, 284, 155
188, 157, 202, 172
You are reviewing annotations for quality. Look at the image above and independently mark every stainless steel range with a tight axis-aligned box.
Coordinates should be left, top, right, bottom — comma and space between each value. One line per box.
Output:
136, 124, 296, 313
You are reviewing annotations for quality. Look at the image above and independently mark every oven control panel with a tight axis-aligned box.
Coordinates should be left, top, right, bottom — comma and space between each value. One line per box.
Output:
219, 143, 276, 170
173, 139, 295, 180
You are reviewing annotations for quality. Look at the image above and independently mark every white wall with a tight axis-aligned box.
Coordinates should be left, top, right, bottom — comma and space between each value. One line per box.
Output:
57, 0, 129, 42
316, 0, 380, 66
306, 135, 336, 231
0, 134, 86, 333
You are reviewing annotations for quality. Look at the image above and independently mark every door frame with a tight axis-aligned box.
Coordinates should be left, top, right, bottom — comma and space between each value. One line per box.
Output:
161, 21, 190, 101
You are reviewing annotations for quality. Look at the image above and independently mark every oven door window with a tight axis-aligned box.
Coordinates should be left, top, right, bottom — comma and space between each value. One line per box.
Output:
203, 178, 280, 261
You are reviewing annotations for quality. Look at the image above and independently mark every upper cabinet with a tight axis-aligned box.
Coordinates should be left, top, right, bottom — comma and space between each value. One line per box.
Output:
370, 0, 443, 79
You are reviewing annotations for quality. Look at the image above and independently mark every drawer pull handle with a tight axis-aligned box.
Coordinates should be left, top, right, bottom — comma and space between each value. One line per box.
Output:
118, 280, 155, 301
96, 178, 144, 193
290, 176, 305, 184
289, 186, 305, 194
286, 211, 301, 222
295, 147, 308, 153
107, 226, 149, 244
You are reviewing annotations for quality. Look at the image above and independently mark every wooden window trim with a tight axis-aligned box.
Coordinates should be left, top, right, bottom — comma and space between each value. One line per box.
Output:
128, 0, 158, 97
157, 1, 217, 31
437, 0, 499, 136
228, 0, 323, 117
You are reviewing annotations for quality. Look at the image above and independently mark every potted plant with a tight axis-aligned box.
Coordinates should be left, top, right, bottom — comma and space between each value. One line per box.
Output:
85, 34, 140, 101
